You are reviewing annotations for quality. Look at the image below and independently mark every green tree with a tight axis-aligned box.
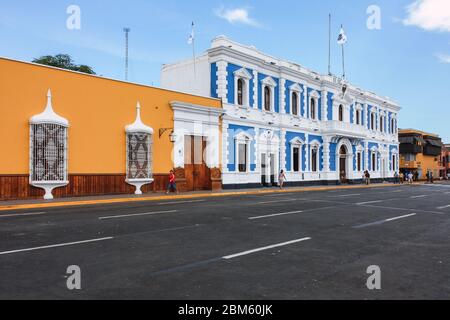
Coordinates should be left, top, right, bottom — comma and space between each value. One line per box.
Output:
32, 54, 96, 75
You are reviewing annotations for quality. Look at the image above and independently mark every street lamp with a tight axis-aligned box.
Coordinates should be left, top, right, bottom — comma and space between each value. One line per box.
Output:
159, 128, 177, 143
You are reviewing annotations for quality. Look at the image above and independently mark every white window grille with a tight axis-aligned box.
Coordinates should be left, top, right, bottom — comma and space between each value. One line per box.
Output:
125, 102, 154, 195
29, 89, 69, 200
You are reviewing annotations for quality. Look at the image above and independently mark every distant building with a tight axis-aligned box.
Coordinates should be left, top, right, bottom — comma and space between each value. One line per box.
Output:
441, 144, 450, 179
162, 36, 400, 188
399, 129, 443, 180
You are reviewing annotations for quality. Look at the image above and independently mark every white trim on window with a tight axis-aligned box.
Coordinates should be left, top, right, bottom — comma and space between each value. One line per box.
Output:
290, 137, 305, 172
235, 131, 253, 173
309, 90, 320, 120
233, 68, 252, 107
289, 83, 303, 116
261, 76, 277, 112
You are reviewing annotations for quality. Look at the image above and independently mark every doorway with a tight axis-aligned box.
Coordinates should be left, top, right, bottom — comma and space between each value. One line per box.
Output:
339, 145, 348, 183
261, 153, 267, 185
184, 135, 209, 191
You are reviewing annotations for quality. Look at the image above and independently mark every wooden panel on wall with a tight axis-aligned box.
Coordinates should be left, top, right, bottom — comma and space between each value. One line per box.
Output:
0, 174, 169, 201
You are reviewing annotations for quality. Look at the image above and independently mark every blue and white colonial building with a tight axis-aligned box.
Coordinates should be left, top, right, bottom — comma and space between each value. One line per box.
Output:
162, 36, 401, 188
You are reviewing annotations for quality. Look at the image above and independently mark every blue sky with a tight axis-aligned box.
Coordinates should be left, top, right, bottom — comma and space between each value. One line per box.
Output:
1, 0, 449, 141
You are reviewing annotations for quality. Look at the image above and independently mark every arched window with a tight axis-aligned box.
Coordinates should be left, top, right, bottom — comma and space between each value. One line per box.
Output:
292, 92, 298, 116
391, 118, 395, 134
29, 89, 69, 200
339, 105, 344, 122
311, 147, 318, 172
125, 102, 154, 195
237, 78, 244, 106
264, 86, 271, 111
370, 113, 375, 130
310, 98, 316, 120
371, 153, 377, 171
356, 109, 361, 125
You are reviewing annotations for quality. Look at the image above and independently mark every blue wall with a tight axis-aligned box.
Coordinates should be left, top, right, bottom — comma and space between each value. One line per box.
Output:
210, 63, 218, 98
227, 124, 257, 172
258, 73, 280, 112
285, 131, 306, 171
226, 63, 254, 106
327, 92, 333, 120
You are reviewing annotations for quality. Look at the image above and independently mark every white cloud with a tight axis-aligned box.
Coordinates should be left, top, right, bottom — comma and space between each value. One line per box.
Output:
436, 53, 450, 63
403, 0, 450, 32
215, 7, 261, 27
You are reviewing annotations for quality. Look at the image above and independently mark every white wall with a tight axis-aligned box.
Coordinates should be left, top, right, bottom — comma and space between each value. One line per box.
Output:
161, 55, 211, 97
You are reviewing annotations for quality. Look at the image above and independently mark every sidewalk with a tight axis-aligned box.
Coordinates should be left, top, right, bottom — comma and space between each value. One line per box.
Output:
0, 182, 417, 212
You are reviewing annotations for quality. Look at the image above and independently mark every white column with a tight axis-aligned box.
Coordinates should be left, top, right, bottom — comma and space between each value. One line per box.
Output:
364, 103, 369, 129
303, 84, 308, 118
321, 90, 328, 121
254, 127, 260, 172
280, 129, 287, 171
279, 78, 286, 114
364, 141, 369, 171
222, 120, 229, 173
253, 70, 258, 109
322, 136, 331, 173
305, 133, 310, 172
216, 60, 228, 103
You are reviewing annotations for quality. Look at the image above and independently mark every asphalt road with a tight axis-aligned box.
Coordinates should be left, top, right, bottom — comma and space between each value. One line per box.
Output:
1, 183, 450, 300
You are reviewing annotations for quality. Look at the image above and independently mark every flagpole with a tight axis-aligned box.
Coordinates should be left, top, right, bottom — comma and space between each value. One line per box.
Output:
342, 43, 345, 79
191, 22, 196, 77
328, 14, 331, 76
341, 24, 346, 79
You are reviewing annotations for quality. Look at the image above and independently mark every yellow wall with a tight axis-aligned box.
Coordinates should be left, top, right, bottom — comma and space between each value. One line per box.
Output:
0, 58, 221, 174
416, 153, 440, 177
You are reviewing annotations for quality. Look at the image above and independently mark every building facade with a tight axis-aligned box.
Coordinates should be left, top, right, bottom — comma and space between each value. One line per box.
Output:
162, 36, 401, 188
399, 129, 443, 180
0, 57, 223, 200
441, 144, 450, 179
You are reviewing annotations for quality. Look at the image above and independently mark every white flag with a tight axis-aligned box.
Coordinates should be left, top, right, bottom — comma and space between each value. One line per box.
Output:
188, 22, 194, 45
337, 26, 347, 45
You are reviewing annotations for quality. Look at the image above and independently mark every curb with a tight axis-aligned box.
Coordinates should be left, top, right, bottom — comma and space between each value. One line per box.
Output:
0, 183, 413, 212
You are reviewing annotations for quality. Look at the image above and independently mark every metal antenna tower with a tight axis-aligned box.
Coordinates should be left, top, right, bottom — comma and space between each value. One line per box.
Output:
123, 28, 130, 81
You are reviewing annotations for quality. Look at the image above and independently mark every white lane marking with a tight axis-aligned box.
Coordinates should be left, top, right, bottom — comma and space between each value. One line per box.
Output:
356, 198, 399, 205
385, 213, 417, 222
99, 210, 178, 220
437, 205, 450, 210
156, 200, 205, 205
331, 193, 361, 198
0, 237, 113, 256
353, 213, 417, 229
360, 204, 443, 215
356, 200, 384, 205
223, 237, 311, 260
256, 199, 297, 205
410, 195, 427, 199
0, 212, 47, 218
249, 211, 303, 220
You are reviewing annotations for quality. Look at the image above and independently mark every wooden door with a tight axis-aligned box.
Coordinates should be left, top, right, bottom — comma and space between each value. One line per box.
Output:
340, 157, 347, 183
184, 136, 209, 191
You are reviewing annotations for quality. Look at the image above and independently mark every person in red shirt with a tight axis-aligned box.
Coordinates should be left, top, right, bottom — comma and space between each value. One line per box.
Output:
166, 170, 179, 194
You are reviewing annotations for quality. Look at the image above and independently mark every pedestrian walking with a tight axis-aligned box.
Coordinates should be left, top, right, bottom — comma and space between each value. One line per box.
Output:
364, 170, 371, 185
394, 171, 399, 184
166, 170, 179, 195
399, 172, 404, 184
278, 170, 287, 189
407, 172, 414, 184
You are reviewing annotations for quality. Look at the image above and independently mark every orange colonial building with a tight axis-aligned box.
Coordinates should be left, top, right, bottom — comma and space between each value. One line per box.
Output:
399, 129, 443, 180
0, 57, 223, 200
